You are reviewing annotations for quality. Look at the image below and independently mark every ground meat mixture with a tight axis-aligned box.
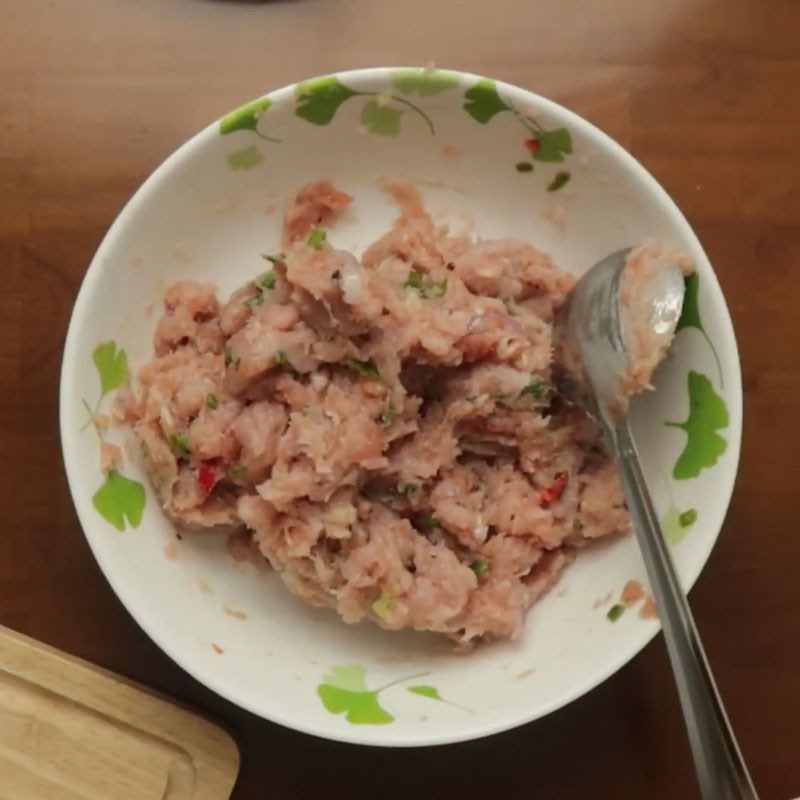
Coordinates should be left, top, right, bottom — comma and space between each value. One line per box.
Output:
118, 179, 672, 647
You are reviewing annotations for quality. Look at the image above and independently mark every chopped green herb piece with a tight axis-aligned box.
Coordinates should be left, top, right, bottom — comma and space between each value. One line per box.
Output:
224, 346, 238, 369
429, 279, 448, 298
228, 463, 247, 478
516, 162, 534, 173
419, 515, 438, 529
169, 433, 190, 454
260, 253, 285, 267
404, 559, 417, 573
495, 391, 510, 402
607, 603, 625, 622
372, 595, 391, 620
205, 393, 219, 409
379, 405, 397, 426
256, 270, 277, 290
521, 378, 548, 399
274, 351, 289, 366
347, 358, 380, 379
547, 170, 571, 192
469, 559, 488, 577
307, 228, 326, 249
572, 518, 585, 532
405, 270, 425, 290
245, 293, 264, 309
679, 508, 697, 527
386, 482, 417, 499
405, 270, 447, 299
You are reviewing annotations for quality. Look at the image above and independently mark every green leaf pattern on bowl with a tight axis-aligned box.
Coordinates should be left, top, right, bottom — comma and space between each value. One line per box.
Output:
666, 370, 729, 480
462, 78, 573, 178
360, 100, 404, 137
220, 97, 272, 136
92, 340, 128, 396
227, 144, 263, 171
316, 665, 471, 725
676, 272, 723, 387
82, 341, 146, 531
217, 71, 572, 168
463, 79, 511, 123
392, 68, 459, 96
659, 270, 728, 541
92, 469, 146, 532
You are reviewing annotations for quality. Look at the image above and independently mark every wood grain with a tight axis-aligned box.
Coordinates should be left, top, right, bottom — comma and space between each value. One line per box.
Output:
1, 1, 799, 798
0, 626, 239, 800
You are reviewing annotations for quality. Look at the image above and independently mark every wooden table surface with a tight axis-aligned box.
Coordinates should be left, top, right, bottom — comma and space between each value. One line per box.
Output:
2, 1, 799, 798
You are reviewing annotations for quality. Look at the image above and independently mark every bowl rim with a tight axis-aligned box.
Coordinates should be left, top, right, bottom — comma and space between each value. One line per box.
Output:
59, 65, 743, 747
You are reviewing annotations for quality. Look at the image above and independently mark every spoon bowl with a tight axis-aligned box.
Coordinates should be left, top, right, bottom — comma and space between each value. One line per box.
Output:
556, 247, 685, 426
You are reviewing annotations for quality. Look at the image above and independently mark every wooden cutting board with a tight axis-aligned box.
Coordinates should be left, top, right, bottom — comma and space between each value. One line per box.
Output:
0, 626, 239, 800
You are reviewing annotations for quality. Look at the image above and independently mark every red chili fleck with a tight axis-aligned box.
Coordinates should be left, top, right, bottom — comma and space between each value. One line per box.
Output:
539, 471, 568, 505
471, 417, 498, 435
524, 137, 540, 153
197, 460, 218, 494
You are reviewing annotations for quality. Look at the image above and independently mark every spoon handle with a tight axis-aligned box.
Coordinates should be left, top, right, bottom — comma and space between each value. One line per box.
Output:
609, 419, 758, 800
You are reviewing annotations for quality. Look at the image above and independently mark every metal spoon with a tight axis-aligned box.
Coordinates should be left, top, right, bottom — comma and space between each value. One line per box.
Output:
556, 248, 758, 800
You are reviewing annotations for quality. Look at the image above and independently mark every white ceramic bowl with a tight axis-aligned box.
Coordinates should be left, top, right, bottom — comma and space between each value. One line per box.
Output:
60, 67, 741, 746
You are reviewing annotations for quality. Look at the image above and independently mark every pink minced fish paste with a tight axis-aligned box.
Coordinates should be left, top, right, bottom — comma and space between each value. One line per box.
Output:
619, 240, 692, 397
117, 180, 679, 648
